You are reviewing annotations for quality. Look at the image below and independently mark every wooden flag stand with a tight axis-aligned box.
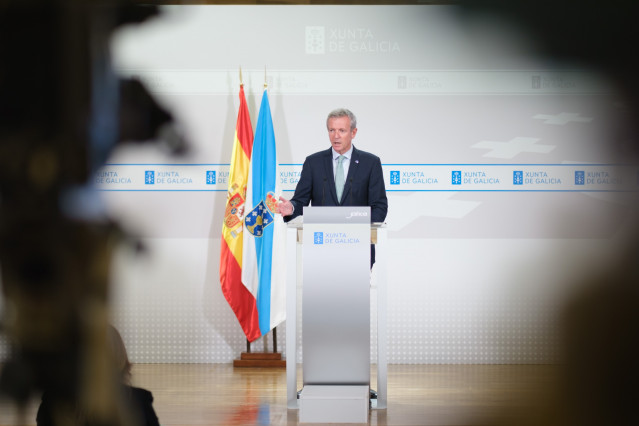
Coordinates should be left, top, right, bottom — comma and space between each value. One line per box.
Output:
233, 327, 286, 368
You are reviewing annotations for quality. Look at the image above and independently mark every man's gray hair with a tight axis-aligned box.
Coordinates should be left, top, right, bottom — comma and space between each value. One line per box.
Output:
326, 108, 357, 130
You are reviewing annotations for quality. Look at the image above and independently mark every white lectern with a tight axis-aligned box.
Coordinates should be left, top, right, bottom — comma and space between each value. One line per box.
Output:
286, 206, 388, 423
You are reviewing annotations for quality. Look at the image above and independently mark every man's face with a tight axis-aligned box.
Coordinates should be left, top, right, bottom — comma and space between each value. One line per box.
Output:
327, 116, 357, 155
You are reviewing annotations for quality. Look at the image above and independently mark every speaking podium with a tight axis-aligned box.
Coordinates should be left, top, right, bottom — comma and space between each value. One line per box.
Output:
285, 206, 388, 423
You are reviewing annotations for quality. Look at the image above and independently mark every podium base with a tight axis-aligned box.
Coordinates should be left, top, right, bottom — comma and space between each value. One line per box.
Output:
299, 385, 369, 424
232, 352, 286, 368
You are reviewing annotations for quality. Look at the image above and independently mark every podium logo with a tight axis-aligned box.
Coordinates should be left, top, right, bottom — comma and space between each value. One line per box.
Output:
206, 171, 216, 185
513, 170, 523, 185
575, 171, 585, 185
390, 170, 400, 185
145, 171, 155, 185
346, 211, 368, 219
306, 26, 325, 54
313, 232, 323, 245
452, 171, 462, 185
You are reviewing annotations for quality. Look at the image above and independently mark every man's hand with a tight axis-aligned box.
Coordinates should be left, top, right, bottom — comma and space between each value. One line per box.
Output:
278, 196, 294, 216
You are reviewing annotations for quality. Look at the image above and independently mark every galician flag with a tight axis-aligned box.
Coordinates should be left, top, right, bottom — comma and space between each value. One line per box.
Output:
220, 84, 261, 342
241, 88, 286, 339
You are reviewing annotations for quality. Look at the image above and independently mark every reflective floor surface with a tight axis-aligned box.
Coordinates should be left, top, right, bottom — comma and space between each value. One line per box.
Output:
1, 364, 559, 425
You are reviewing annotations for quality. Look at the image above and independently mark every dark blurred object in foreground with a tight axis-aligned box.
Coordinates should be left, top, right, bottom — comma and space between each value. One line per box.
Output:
460, 0, 639, 114
0, 1, 185, 425
35, 326, 160, 426
460, 1, 639, 425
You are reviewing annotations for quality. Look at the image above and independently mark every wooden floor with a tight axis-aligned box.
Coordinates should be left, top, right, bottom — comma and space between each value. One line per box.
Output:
1, 364, 560, 425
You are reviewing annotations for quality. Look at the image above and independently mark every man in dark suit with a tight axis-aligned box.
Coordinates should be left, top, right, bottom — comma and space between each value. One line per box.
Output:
278, 108, 388, 263
279, 108, 387, 401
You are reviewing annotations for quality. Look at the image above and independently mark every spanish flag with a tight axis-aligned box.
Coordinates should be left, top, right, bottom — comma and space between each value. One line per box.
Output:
220, 85, 260, 342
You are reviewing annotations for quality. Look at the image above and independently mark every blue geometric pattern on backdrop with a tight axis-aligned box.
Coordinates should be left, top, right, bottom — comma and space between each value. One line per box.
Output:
390, 170, 400, 185
145, 170, 154, 185
206, 170, 216, 184
513, 170, 523, 185
452, 170, 462, 185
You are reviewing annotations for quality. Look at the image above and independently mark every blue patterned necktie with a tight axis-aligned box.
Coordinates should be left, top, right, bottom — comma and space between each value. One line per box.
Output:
335, 154, 345, 201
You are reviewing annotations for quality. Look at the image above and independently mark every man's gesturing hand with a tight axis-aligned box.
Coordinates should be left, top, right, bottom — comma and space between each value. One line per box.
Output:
278, 196, 293, 216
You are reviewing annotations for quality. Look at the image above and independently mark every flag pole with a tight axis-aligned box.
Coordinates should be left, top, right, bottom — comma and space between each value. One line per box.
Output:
239, 66, 243, 87
264, 65, 267, 89
273, 327, 277, 353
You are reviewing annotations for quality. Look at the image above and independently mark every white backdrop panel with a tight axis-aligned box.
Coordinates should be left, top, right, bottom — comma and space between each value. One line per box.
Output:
1, 5, 635, 364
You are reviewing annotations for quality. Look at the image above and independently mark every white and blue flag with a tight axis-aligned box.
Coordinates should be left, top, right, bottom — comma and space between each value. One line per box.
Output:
241, 89, 286, 337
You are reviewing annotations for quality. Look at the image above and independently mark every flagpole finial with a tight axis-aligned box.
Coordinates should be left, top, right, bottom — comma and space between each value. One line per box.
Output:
239, 66, 243, 87
264, 66, 267, 89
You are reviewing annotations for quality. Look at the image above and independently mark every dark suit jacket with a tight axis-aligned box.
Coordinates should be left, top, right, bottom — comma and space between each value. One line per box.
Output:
284, 146, 388, 265
284, 146, 388, 223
